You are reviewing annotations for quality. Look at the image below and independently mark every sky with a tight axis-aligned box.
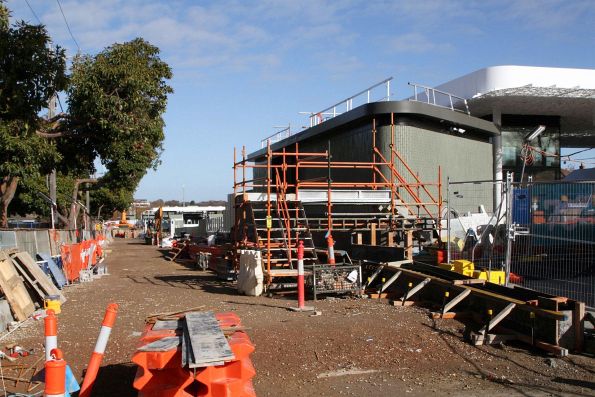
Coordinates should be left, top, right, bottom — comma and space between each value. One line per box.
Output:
6, 0, 595, 201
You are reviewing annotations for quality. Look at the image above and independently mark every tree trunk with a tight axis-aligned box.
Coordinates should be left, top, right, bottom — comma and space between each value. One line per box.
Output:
0, 176, 19, 228
68, 178, 98, 229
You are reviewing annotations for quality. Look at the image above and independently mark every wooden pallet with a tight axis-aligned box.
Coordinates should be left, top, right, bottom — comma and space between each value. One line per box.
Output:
10, 252, 66, 304
0, 251, 35, 321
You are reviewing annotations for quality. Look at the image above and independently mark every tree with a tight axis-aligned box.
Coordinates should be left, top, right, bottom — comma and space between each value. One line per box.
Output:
1, 1, 172, 228
0, 2, 67, 226
55, 38, 172, 226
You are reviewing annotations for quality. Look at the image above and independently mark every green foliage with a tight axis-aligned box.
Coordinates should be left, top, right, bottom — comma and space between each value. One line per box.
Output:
0, 17, 67, 122
1, 1, 172, 222
0, 7, 66, 225
0, 121, 60, 178
66, 38, 173, 203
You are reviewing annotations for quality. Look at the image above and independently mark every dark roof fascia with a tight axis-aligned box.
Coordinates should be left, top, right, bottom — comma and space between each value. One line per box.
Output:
248, 100, 500, 160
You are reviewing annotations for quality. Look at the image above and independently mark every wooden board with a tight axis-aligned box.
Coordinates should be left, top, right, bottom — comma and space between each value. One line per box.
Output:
0, 252, 35, 321
183, 311, 234, 368
10, 252, 66, 304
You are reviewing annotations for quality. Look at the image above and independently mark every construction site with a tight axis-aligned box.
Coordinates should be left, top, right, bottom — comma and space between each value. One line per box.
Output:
0, 65, 594, 396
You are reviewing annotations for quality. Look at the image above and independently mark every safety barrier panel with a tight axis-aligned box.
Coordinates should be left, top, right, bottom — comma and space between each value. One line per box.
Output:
58, 234, 107, 282
132, 312, 255, 397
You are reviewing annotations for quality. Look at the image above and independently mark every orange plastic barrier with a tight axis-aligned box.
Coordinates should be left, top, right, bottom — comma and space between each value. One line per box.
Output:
60, 243, 81, 281
132, 313, 256, 397
59, 238, 103, 282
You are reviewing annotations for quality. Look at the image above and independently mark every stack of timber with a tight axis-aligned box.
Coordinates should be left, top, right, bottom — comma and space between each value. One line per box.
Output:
0, 250, 66, 324
361, 259, 587, 357
133, 311, 256, 396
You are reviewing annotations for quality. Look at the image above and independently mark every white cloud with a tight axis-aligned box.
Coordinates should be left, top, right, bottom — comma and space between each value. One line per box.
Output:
390, 33, 453, 53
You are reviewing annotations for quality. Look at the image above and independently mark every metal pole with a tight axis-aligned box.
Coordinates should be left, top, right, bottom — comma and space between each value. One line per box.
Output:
504, 173, 513, 286
86, 183, 90, 230
48, 94, 57, 229
447, 177, 451, 264
387, 80, 390, 101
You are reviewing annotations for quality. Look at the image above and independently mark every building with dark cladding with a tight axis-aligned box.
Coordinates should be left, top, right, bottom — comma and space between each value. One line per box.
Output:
243, 98, 499, 251
249, 100, 499, 192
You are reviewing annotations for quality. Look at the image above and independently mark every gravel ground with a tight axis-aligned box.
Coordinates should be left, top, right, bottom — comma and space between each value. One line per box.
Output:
2, 239, 594, 396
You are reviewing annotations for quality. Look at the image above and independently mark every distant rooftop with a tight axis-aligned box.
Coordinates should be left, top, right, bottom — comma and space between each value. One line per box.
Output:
145, 206, 225, 213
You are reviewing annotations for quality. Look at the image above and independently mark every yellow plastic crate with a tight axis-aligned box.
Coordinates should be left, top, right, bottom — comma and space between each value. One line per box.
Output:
439, 261, 475, 277
473, 269, 506, 285
453, 260, 475, 277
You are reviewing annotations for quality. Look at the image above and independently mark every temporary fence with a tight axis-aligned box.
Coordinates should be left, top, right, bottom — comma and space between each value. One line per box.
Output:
445, 177, 595, 308
1, 228, 81, 257
60, 234, 106, 282
445, 178, 508, 270
0, 228, 108, 282
509, 181, 595, 308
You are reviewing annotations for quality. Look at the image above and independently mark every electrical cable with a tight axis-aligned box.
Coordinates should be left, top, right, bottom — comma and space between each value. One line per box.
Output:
55, 0, 80, 52
22, 0, 42, 25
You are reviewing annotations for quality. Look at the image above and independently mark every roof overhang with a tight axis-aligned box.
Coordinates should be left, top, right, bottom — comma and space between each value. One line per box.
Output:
248, 100, 499, 160
435, 66, 595, 147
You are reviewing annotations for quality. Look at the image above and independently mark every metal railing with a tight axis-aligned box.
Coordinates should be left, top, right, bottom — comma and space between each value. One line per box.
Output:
303, 77, 393, 128
409, 82, 470, 115
260, 125, 292, 148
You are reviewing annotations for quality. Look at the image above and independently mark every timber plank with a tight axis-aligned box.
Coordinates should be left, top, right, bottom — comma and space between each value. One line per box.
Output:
10, 252, 66, 304
0, 251, 35, 321
184, 311, 234, 368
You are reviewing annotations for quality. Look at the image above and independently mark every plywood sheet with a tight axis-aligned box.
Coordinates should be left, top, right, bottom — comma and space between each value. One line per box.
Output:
0, 251, 35, 321
184, 311, 234, 368
10, 252, 66, 304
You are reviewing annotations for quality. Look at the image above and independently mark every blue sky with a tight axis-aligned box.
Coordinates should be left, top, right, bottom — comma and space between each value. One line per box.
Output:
7, 0, 595, 201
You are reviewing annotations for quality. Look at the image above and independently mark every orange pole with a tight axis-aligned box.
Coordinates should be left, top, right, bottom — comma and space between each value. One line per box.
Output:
372, 118, 377, 190
44, 309, 58, 362
438, 166, 442, 237
233, 147, 237, 196
390, 113, 395, 217
45, 348, 66, 397
327, 234, 335, 265
295, 142, 300, 200
266, 142, 271, 284
242, 146, 246, 195
79, 303, 119, 397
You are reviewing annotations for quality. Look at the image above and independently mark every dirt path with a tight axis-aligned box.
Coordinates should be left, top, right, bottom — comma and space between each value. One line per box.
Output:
4, 240, 594, 396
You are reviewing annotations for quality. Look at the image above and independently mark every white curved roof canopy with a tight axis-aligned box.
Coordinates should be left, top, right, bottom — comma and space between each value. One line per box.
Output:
435, 66, 595, 147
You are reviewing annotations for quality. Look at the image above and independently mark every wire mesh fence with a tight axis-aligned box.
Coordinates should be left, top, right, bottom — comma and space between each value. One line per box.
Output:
509, 181, 595, 308
445, 177, 595, 308
446, 179, 507, 270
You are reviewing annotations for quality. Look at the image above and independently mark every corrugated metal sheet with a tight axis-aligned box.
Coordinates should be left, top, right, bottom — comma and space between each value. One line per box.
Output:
15, 230, 37, 258
223, 193, 235, 233
0, 231, 17, 250
35, 230, 51, 256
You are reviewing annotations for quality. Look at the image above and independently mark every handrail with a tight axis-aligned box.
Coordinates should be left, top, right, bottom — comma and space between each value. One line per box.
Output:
408, 82, 470, 115
261, 125, 292, 148
301, 77, 393, 128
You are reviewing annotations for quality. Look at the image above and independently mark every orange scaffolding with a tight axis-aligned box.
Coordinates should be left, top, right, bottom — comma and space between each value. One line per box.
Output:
232, 115, 443, 284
